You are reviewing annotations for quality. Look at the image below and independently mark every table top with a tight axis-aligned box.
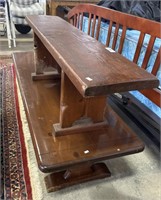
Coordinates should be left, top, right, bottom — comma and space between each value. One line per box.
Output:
13, 51, 145, 172
26, 15, 159, 97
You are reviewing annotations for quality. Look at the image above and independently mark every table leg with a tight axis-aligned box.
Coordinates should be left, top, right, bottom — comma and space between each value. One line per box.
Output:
44, 162, 111, 192
53, 71, 108, 136
32, 34, 61, 80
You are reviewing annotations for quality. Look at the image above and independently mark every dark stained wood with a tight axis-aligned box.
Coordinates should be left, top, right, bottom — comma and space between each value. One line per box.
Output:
133, 32, 145, 64
74, 14, 77, 26
91, 14, 96, 37
151, 48, 161, 76
141, 36, 156, 69
80, 12, 83, 30
53, 121, 108, 137
59, 71, 107, 130
31, 71, 61, 81
33, 34, 61, 75
13, 51, 145, 174
87, 13, 92, 35
106, 20, 113, 47
59, 71, 85, 128
112, 23, 119, 50
95, 16, 101, 40
26, 15, 158, 98
118, 25, 126, 54
13, 5, 161, 191
44, 162, 111, 192
68, 4, 160, 37
140, 88, 161, 107
76, 13, 80, 28
67, 4, 161, 109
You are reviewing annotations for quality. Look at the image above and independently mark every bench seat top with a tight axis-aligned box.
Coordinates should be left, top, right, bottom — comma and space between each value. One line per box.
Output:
26, 15, 159, 97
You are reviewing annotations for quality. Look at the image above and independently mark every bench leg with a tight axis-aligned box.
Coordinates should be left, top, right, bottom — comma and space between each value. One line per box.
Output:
32, 34, 61, 80
44, 162, 111, 192
53, 71, 108, 136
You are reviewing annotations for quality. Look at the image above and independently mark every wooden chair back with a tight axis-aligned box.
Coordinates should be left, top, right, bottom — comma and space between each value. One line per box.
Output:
68, 4, 161, 108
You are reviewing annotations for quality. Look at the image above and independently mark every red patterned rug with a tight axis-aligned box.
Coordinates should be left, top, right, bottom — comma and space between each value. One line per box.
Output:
0, 58, 33, 199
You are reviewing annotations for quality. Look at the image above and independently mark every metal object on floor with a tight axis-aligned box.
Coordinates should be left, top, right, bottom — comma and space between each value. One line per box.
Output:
0, 0, 16, 48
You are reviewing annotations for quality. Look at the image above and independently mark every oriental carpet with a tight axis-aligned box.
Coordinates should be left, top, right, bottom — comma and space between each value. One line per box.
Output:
0, 58, 33, 200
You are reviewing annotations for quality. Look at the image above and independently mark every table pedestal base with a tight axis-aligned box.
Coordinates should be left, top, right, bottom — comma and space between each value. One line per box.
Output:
44, 163, 111, 192
53, 121, 108, 136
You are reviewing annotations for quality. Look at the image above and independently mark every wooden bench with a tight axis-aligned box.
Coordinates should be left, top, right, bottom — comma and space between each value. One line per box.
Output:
13, 10, 158, 192
67, 4, 161, 145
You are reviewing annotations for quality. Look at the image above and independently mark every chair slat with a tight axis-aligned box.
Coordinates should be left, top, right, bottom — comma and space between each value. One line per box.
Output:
76, 13, 80, 28
69, 18, 74, 26
141, 36, 156, 69
87, 13, 92, 35
106, 21, 113, 47
91, 14, 96, 37
140, 88, 161, 107
95, 16, 101, 40
151, 47, 161, 76
80, 12, 84, 30
74, 14, 77, 27
112, 23, 119, 50
133, 32, 145, 64
118, 25, 126, 54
